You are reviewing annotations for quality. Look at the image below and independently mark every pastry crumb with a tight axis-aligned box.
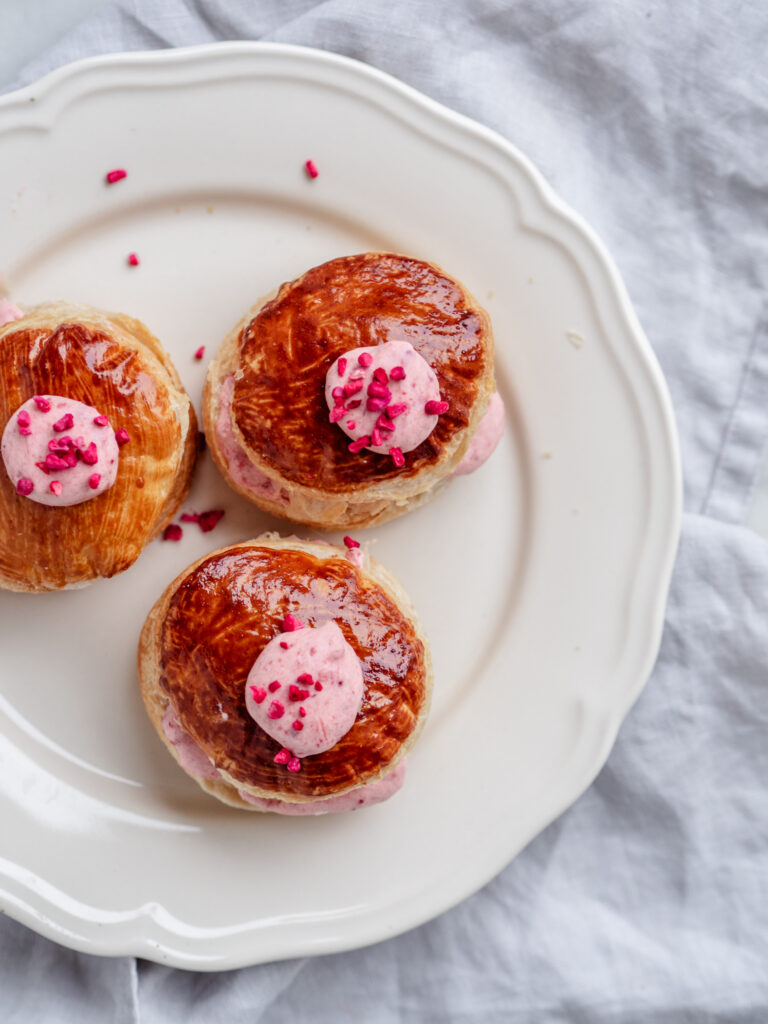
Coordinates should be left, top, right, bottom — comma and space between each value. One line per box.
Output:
566, 329, 584, 349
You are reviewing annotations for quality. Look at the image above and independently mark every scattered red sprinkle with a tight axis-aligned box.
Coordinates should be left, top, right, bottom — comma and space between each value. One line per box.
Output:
273, 748, 291, 765
93, 414, 109, 427
348, 435, 370, 454
49, 481, 63, 496
267, 700, 285, 720
386, 403, 407, 419
289, 684, 310, 701
17, 410, 31, 428
162, 523, 183, 541
366, 397, 388, 412
180, 512, 200, 523
343, 378, 364, 397
287, 756, 301, 772
337, 357, 347, 376
279, 641, 289, 650
390, 446, 405, 467
35, 461, 50, 475
371, 428, 383, 446
82, 442, 99, 465
346, 420, 356, 430
329, 407, 346, 424
49, 437, 70, 452
281, 613, 305, 632
127, 252, 140, 267
16, 478, 33, 496
376, 415, 395, 433
297, 672, 314, 686
62, 451, 77, 467
389, 366, 406, 381
299, 707, 307, 717
250, 686, 267, 704
358, 352, 373, 368
292, 720, 304, 731
367, 381, 391, 400
304, 159, 319, 179
343, 536, 360, 549
33, 396, 51, 412
314, 681, 323, 692
45, 453, 70, 471
268, 680, 282, 693
88, 473, 101, 489
198, 509, 225, 533
18, 427, 31, 436
425, 400, 449, 415
106, 168, 127, 184
194, 345, 205, 360
373, 367, 388, 384
331, 386, 344, 400
115, 428, 130, 446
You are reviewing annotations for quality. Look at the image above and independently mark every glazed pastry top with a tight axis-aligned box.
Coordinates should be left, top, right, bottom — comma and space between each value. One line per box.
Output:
232, 252, 493, 491
0, 315, 185, 588
159, 544, 429, 798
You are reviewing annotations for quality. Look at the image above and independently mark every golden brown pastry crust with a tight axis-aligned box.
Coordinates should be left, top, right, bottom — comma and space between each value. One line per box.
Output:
0, 302, 198, 592
138, 535, 433, 808
203, 253, 495, 529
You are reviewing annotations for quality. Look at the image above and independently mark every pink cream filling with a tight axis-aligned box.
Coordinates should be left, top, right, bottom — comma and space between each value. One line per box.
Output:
245, 620, 364, 758
215, 376, 290, 505
453, 392, 505, 476
1, 395, 120, 506
324, 340, 443, 455
160, 704, 405, 814
0, 299, 23, 327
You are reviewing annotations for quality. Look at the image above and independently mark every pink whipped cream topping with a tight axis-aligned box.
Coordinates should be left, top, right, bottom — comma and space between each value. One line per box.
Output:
215, 375, 290, 505
237, 757, 408, 815
1, 395, 120, 506
161, 706, 221, 780
0, 299, 23, 327
453, 392, 505, 476
245, 620, 364, 758
324, 340, 446, 459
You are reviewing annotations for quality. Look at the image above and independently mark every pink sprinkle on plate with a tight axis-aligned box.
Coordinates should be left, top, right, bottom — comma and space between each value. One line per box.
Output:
105, 168, 127, 184
304, 159, 319, 178
162, 524, 182, 541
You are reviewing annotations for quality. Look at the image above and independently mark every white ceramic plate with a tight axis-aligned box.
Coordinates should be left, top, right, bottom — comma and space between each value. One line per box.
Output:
0, 43, 681, 970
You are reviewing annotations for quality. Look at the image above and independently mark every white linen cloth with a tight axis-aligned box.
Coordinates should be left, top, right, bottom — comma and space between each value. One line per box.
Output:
2, 2, 767, 1020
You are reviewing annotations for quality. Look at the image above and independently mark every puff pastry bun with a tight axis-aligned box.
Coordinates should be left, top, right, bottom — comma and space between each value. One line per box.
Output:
0, 302, 197, 592
203, 252, 496, 530
138, 535, 432, 812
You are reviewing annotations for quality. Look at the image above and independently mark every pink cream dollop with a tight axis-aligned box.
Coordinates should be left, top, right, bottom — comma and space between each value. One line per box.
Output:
245, 620, 364, 758
0, 299, 23, 327
1, 395, 120, 506
324, 340, 443, 455
215, 375, 290, 505
453, 392, 505, 476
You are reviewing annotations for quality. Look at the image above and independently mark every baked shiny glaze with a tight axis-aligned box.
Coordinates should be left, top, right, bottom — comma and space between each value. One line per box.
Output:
159, 545, 428, 798
233, 253, 491, 491
0, 320, 188, 589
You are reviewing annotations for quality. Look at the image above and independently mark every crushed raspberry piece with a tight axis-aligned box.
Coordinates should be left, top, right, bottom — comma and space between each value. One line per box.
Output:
331, 386, 344, 400
329, 407, 346, 424
279, 641, 289, 649
250, 686, 267, 704
81, 442, 99, 465
287, 757, 301, 772
127, 253, 140, 267
389, 366, 406, 381
343, 535, 360, 549
425, 400, 449, 415
45, 453, 71, 471
268, 680, 282, 693
343, 378, 364, 397
62, 451, 77, 468
93, 415, 109, 427
372, 367, 388, 384
389, 446, 405, 467
49, 481, 63, 496
288, 684, 310, 702
347, 399, 362, 410
88, 473, 101, 489
180, 512, 200, 523
367, 381, 391, 400
106, 168, 127, 184
34, 461, 50, 475
357, 352, 373, 368
297, 672, 314, 686
371, 428, 383, 446
18, 427, 31, 436
162, 523, 183, 541
194, 346, 205, 360
304, 159, 319, 179
17, 410, 31, 428
346, 420, 356, 430
337, 357, 347, 376
376, 414, 395, 433
281, 614, 305, 632
273, 748, 291, 765
386, 403, 407, 419
366, 397, 388, 412
32, 396, 51, 412
115, 428, 130, 446
292, 720, 304, 731
299, 707, 307, 717
198, 509, 224, 533
348, 435, 370, 454
314, 681, 323, 692
16, 478, 33, 496
267, 700, 285, 720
